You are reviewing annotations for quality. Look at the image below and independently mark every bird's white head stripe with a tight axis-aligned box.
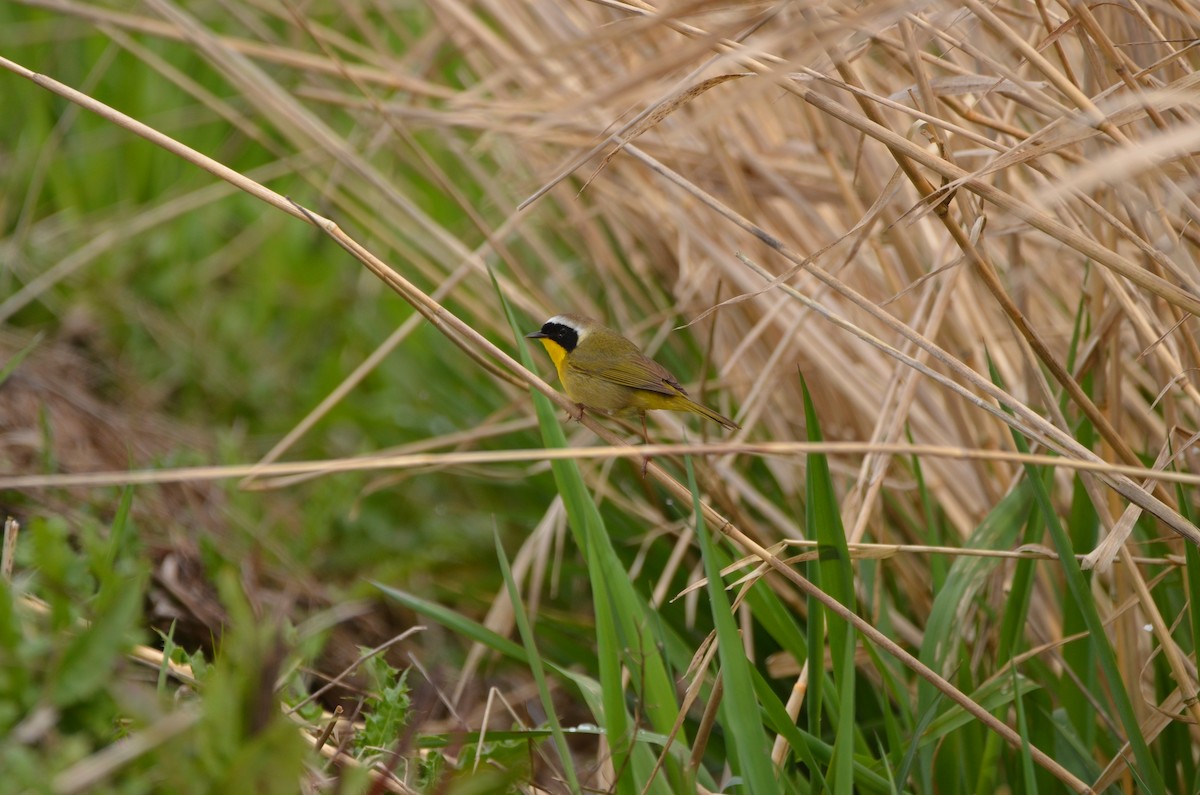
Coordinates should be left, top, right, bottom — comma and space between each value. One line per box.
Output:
547, 314, 587, 342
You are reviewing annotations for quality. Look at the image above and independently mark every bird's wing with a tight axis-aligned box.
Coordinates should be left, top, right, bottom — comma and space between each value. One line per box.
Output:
567, 340, 687, 397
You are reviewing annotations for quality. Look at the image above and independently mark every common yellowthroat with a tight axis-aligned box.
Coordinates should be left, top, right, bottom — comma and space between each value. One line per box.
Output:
526, 314, 739, 431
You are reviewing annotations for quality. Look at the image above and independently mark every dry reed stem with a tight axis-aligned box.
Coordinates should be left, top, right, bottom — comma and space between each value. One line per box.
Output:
1, 517, 18, 581
6, 440, 1200, 490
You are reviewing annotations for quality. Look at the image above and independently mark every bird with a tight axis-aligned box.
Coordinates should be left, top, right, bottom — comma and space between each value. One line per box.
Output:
525, 313, 739, 434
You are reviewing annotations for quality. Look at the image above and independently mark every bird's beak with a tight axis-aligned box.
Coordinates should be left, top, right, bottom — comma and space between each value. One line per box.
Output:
525, 330, 547, 339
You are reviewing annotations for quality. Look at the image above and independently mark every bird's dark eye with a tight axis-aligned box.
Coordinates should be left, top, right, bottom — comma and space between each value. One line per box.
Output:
541, 322, 579, 352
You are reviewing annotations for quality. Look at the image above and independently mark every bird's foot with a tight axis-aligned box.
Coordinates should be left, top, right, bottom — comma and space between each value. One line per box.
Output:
639, 411, 651, 478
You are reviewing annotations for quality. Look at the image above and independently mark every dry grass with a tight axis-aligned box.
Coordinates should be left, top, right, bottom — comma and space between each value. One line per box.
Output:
5, 0, 1200, 791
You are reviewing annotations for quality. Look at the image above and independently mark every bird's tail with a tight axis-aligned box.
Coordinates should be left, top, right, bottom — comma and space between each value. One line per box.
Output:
683, 397, 740, 430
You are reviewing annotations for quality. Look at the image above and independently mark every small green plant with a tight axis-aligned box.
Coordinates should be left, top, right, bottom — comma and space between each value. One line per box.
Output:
0, 495, 147, 790
355, 651, 412, 756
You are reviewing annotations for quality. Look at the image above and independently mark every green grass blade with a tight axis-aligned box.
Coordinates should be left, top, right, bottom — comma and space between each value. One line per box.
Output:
917, 672, 1040, 744
52, 564, 146, 707
374, 582, 529, 662
0, 332, 42, 387
495, 530, 581, 794
800, 376, 855, 793
375, 582, 610, 719
860, 641, 908, 776
1011, 655, 1038, 795
103, 486, 136, 573
688, 454, 781, 795
157, 620, 178, 696
895, 689, 944, 791
975, 500, 1041, 793
917, 484, 1031, 697
750, 667, 903, 794
805, 549, 826, 740
1180, 498, 1200, 728
1061, 425, 1100, 752
588, 529, 639, 795
906, 426, 948, 592
1160, 451, 1200, 792
915, 481, 1031, 789
991, 359, 1166, 794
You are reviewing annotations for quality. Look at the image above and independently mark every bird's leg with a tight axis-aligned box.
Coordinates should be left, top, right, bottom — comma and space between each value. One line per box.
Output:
568, 403, 586, 423
640, 411, 652, 478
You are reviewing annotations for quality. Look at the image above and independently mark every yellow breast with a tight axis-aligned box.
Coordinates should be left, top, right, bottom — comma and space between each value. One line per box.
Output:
535, 337, 570, 379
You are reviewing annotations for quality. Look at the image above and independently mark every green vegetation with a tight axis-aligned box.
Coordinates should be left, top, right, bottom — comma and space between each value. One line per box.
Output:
3, 2, 1200, 793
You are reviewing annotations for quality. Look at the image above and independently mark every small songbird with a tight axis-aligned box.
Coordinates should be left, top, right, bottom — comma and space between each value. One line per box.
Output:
526, 314, 739, 432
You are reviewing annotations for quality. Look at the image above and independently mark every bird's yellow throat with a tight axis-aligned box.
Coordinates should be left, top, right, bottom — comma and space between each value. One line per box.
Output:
535, 338, 570, 378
